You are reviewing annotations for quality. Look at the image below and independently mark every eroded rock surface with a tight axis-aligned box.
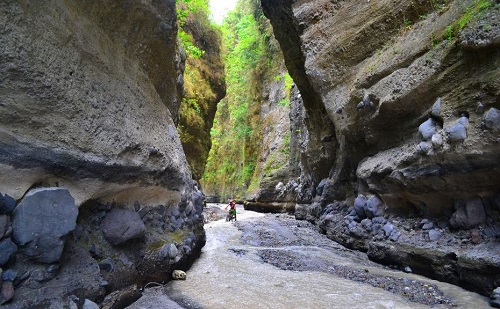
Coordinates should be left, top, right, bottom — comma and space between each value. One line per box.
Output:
261, 0, 500, 296
0, 0, 206, 307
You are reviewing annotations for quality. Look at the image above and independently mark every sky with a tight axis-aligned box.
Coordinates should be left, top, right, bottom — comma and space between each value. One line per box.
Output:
209, 0, 237, 24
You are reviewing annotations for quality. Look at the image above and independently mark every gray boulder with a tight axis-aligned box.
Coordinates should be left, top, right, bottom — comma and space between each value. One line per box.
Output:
12, 188, 78, 263
83, 299, 99, 309
484, 108, 500, 130
159, 243, 178, 260
365, 196, 383, 219
431, 133, 443, 148
450, 197, 486, 230
101, 209, 145, 246
354, 194, 367, 219
306, 202, 322, 221
476, 102, 485, 114
428, 229, 442, 241
418, 141, 432, 154
419, 118, 437, 140
430, 98, 441, 117
383, 223, 394, 237
446, 123, 467, 142
0, 238, 17, 265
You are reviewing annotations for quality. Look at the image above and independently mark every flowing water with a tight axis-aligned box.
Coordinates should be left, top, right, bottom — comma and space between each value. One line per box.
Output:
164, 205, 490, 309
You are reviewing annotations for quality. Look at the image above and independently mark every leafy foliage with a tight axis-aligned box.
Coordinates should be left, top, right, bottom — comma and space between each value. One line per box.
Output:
176, 0, 225, 180
433, 0, 495, 45
176, 0, 209, 58
201, 0, 288, 199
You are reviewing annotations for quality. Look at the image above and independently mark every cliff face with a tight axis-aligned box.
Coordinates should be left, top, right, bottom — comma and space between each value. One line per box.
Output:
178, 10, 226, 181
261, 0, 500, 296
0, 0, 205, 306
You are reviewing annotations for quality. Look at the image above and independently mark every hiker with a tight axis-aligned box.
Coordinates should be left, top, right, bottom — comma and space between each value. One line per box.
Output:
225, 199, 237, 221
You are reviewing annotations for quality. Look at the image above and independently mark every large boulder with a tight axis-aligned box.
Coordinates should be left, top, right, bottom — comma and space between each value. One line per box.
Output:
101, 209, 145, 246
12, 187, 78, 263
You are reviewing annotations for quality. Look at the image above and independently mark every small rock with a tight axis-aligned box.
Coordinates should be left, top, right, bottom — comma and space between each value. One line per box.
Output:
484, 107, 500, 130
431, 133, 443, 148
335, 107, 342, 114
428, 229, 442, 241
458, 116, 469, 126
159, 243, 178, 260
361, 218, 372, 231
389, 231, 401, 242
83, 299, 99, 309
446, 123, 467, 142
404, 266, 412, 273
476, 102, 485, 114
422, 222, 435, 230
419, 118, 437, 140
372, 217, 386, 225
365, 195, 383, 219
172, 270, 186, 280
418, 141, 432, 154
354, 195, 367, 219
383, 223, 394, 237
430, 98, 441, 117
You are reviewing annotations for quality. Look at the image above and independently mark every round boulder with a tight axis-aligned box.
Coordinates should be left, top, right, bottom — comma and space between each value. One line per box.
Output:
101, 209, 145, 246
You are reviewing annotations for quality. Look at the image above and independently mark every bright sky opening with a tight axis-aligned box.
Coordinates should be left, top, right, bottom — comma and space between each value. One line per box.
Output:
209, 0, 237, 24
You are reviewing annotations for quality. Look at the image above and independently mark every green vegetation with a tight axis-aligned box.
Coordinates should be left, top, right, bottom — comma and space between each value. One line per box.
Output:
201, 0, 289, 199
176, 0, 225, 180
176, 0, 208, 59
432, 0, 495, 45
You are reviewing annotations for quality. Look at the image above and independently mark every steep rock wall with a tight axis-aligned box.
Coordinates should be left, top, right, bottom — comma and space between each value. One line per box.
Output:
178, 13, 226, 181
262, 0, 500, 211
262, 0, 500, 296
0, 0, 205, 306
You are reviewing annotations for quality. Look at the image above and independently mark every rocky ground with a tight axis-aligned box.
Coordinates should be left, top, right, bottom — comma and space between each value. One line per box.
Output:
131, 204, 491, 308
237, 213, 457, 307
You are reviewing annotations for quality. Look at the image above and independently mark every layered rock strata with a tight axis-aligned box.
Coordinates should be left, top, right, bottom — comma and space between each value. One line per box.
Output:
261, 0, 500, 296
0, 0, 205, 307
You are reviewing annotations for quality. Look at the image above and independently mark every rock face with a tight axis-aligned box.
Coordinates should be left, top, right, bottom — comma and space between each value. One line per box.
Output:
0, 0, 207, 307
261, 0, 500, 297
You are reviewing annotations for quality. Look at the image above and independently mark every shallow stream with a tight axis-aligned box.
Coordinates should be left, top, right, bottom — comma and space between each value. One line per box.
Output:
164, 204, 489, 309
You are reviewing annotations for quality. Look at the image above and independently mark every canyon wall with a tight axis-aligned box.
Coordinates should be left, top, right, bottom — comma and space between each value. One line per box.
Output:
0, 0, 206, 306
261, 0, 500, 296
